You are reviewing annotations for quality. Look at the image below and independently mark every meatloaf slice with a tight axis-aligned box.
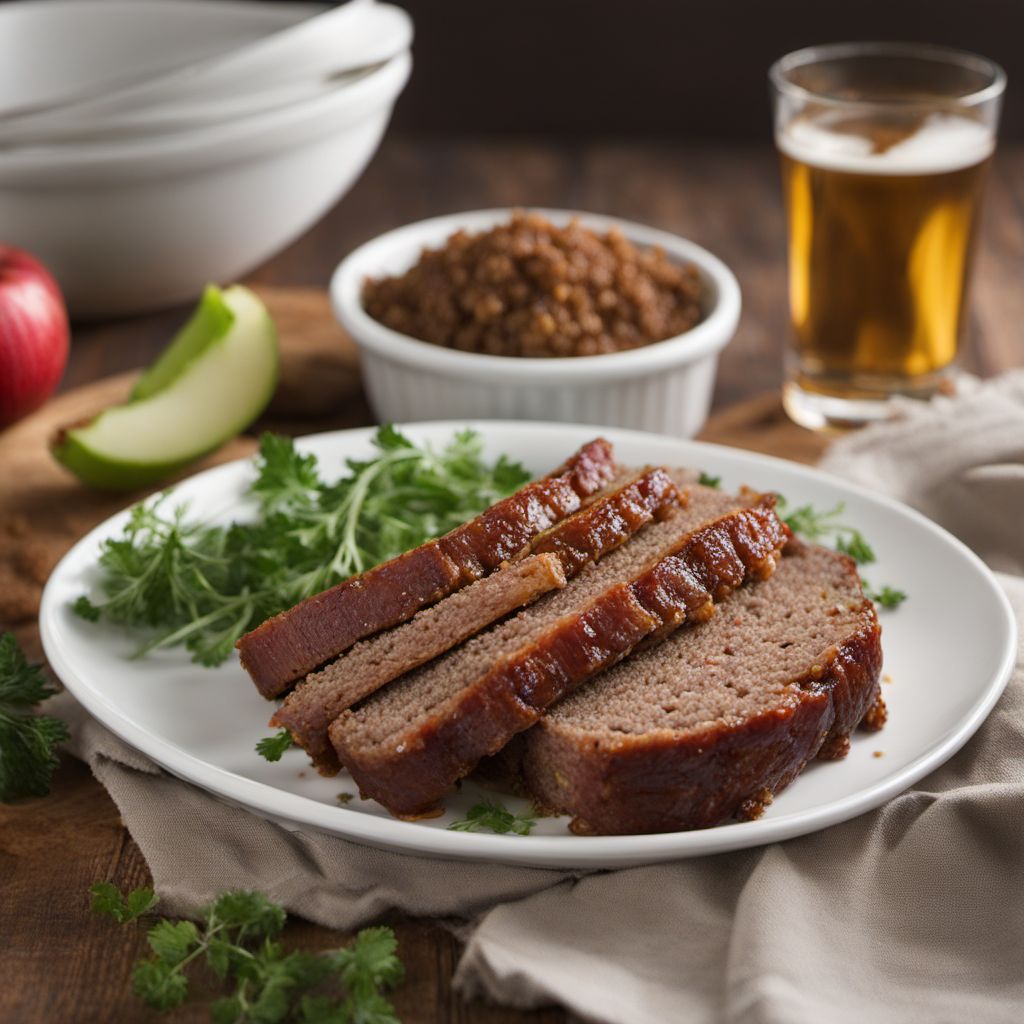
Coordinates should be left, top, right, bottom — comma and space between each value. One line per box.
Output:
502, 542, 884, 835
237, 437, 617, 698
270, 553, 566, 771
271, 467, 684, 772
329, 485, 786, 818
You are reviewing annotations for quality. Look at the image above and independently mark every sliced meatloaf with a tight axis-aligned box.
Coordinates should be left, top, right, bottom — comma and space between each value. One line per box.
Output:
237, 437, 618, 698
271, 553, 565, 771
514, 466, 683, 576
499, 542, 884, 835
271, 467, 684, 771
329, 485, 787, 818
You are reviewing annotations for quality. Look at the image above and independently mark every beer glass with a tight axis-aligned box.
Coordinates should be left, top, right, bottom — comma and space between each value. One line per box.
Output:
770, 43, 1005, 429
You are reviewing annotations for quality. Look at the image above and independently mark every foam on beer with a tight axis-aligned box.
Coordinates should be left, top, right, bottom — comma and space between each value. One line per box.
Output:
778, 112, 994, 175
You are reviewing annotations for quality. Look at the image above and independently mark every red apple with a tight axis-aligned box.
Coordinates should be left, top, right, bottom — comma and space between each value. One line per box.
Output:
0, 245, 69, 428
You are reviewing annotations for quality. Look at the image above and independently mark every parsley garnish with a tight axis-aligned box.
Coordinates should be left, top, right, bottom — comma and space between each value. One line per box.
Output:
698, 472, 721, 489
72, 594, 102, 621
834, 532, 875, 565
863, 583, 907, 608
91, 883, 404, 1021
0, 633, 69, 802
73, 427, 531, 667
777, 498, 875, 565
447, 799, 537, 836
255, 730, 293, 762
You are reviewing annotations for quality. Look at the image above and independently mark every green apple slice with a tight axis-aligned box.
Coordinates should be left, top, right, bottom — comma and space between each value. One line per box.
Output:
131, 283, 236, 402
52, 285, 278, 491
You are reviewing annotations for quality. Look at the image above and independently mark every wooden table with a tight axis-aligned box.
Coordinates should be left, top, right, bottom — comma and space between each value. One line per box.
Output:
2, 138, 1022, 1024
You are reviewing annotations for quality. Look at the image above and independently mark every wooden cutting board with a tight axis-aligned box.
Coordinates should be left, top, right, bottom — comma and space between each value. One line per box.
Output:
0, 285, 826, 660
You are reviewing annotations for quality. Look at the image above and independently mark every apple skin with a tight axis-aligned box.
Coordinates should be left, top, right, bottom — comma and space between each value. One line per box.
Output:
0, 246, 70, 428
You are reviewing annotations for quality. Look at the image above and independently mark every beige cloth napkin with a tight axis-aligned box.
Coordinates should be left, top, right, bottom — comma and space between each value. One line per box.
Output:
52, 370, 1024, 1024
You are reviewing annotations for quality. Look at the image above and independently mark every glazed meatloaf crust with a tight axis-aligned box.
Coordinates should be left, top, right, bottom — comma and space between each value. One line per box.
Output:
499, 542, 885, 835
271, 467, 684, 772
237, 438, 618, 698
329, 485, 786, 818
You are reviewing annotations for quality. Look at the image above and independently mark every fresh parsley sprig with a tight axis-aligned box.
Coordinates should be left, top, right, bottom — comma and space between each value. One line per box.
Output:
90, 881, 159, 922
776, 498, 875, 565
91, 883, 404, 1022
256, 730, 293, 762
73, 427, 531, 668
448, 799, 537, 836
0, 633, 69, 802
862, 583, 907, 609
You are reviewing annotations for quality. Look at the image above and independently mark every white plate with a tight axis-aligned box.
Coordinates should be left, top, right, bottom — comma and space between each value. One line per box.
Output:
40, 422, 1017, 869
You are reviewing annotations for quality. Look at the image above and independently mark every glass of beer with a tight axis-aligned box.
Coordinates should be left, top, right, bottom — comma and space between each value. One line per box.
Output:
770, 42, 1005, 429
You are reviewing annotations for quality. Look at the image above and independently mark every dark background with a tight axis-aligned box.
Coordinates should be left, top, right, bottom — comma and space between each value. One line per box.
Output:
18, 0, 1018, 138
382, 0, 1021, 140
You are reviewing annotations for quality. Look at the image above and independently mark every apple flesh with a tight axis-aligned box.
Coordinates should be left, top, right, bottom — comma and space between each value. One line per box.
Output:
132, 283, 236, 401
51, 285, 278, 491
0, 246, 69, 428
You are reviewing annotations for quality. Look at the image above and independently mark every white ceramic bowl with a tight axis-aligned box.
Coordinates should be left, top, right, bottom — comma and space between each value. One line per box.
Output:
332, 209, 741, 437
6, 0, 410, 144
0, 0, 328, 121
0, 51, 411, 319
3, 71, 372, 144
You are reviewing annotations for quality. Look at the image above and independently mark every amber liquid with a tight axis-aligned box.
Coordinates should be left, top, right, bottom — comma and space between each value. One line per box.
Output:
780, 148, 991, 399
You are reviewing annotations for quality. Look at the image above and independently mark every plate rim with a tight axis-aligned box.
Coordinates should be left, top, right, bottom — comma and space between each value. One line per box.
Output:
39, 419, 1019, 868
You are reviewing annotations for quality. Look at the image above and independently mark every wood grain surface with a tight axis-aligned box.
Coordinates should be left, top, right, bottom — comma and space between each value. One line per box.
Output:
2, 139, 1021, 1024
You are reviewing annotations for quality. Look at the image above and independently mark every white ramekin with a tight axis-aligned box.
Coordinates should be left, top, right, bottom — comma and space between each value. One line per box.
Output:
0, 51, 410, 319
331, 208, 740, 437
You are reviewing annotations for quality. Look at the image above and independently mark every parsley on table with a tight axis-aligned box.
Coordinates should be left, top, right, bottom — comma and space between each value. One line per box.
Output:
91, 884, 405, 1022
698, 472, 721, 489
447, 799, 537, 836
256, 730, 293, 762
73, 426, 531, 668
90, 881, 159, 922
0, 633, 69, 802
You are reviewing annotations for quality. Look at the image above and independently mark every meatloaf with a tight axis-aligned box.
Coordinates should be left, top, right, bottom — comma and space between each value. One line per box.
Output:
237, 437, 618, 698
497, 542, 885, 835
271, 467, 684, 772
329, 485, 786, 818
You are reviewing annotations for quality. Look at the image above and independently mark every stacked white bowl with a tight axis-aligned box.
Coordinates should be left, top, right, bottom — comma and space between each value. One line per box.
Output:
0, 0, 413, 319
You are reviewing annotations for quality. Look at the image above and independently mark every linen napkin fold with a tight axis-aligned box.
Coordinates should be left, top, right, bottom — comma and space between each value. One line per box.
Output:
54, 371, 1024, 1024
817, 371, 1024, 574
